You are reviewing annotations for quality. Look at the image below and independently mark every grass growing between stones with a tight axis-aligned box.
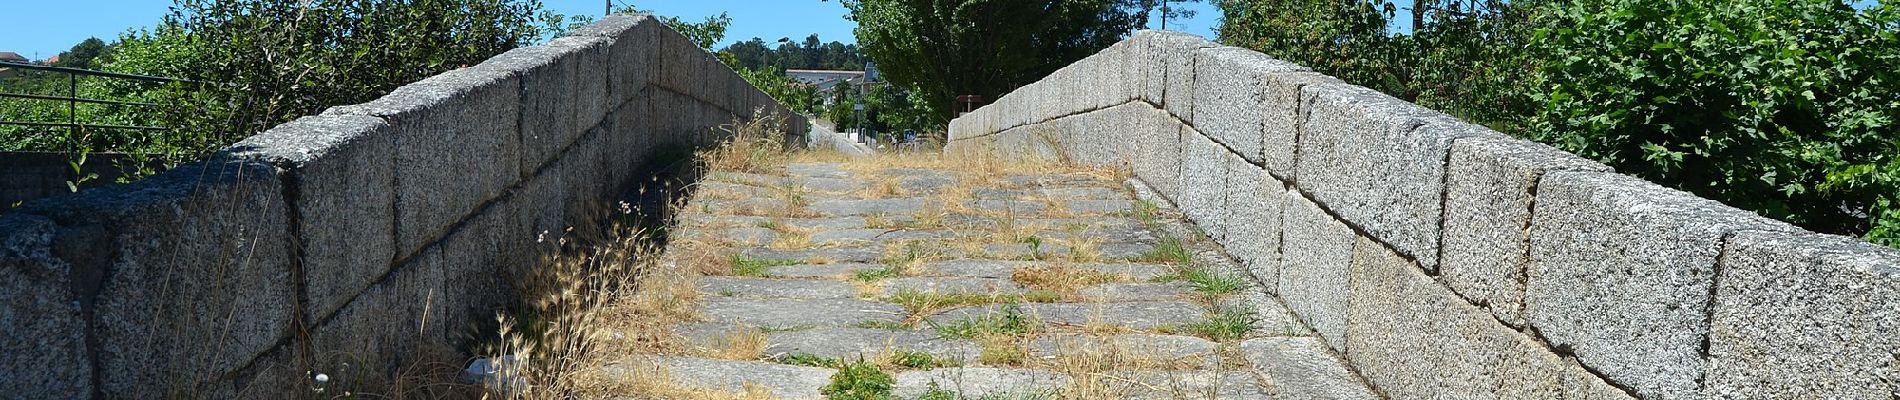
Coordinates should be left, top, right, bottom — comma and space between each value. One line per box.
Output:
1188, 309, 1255, 342
1179, 266, 1245, 295
1011, 265, 1132, 294
728, 254, 802, 277
1133, 236, 1191, 264
886, 289, 1064, 320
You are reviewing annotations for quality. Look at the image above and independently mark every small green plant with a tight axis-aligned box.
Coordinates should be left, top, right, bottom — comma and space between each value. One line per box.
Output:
776, 353, 843, 368
853, 267, 902, 282
1022, 235, 1044, 259
821, 358, 895, 400
887, 350, 954, 370
1189, 309, 1254, 341
1181, 266, 1244, 295
854, 320, 912, 330
1135, 236, 1190, 264
931, 304, 1036, 339
729, 254, 800, 277
1118, 199, 1161, 227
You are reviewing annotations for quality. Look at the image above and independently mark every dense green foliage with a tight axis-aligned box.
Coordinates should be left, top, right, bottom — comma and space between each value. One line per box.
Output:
842, 0, 1158, 122
1215, 0, 1900, 246
723, 34, 867, 71
1, 0, 561, 165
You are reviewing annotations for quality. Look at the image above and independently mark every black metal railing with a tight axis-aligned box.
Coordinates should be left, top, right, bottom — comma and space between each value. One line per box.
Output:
0, 60, 188, 153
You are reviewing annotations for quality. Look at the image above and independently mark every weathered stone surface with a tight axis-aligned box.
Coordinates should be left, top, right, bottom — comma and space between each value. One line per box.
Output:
1180, 130, 1229, 240
326, 65, 520, 259
1347, 236, 1631, 400
880, 277, 1027, 296
308, 247, 451, 388
1112, 371, 1272, 400
1706, 231, 1900, 399
965, 199, 1048, 215
1042, 186, 1127, 200
742, 246, 884, 264
547, 35, 610, 130
1065, 199, 1134, 215
1134, 30, 1218, 120
1223, 154, 1285, 288
229, 114, 397, 320
20, 160, 297, 396
764, 262, 887, 278
1525, 171, 1796, 399
434, 204, 517, 344
1261, 72, 1342, 179
1132, 107, 1185, 202
1076, 282, 1194, 302
893, 367, 1072, 399
701, 298, 906, 329
1439, 137, 1609, 327
1217, 290, 1310, 337
699, 276, 856, 299
477, 39, 582, 175
976, 242, 1068, 259
928, 302, 1206, 330
784, 162, 853, 179
810, 228, 953, 244
711, 171, 868, 193
1191, 46, 1306, 164
766, 328, 980, 361
609, 356, 834, 400
809, 197, 931, 216
560, 14, 655, 108
0, 214, 92, 398
1296, 83, 1505, 270
1241, 337, 1378, 400
1277, 188, 1356, 349
1027, 333, 1219, 366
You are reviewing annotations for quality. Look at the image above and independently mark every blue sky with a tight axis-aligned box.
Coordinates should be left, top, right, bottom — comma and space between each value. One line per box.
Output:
1, 1, 1222, 62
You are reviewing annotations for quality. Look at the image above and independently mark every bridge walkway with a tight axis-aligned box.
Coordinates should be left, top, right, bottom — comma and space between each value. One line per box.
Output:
593, 153, 1378, 399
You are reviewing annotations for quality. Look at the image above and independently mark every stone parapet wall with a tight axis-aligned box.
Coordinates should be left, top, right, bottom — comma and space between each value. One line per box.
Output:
0, 15, 805, 399
948, 30, 1900, 400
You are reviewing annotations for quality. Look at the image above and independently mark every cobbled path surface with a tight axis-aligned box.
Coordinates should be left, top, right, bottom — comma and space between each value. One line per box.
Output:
607, 160, 1378, 399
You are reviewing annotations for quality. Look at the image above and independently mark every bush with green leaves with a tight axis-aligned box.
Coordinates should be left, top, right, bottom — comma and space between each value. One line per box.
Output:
1218, 0, 1900, 247
1529, 0, 1900, 246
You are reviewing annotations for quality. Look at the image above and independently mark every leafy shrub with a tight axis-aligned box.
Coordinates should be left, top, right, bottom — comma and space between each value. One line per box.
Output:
1530, 0, 1900, 245
1218, 0, 1900, 247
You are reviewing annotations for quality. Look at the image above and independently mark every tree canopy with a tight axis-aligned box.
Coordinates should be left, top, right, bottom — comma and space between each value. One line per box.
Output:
840, 0, 1157, 122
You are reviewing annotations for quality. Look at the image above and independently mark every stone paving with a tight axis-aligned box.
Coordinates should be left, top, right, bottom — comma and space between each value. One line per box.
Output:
604, 159, 1378, 399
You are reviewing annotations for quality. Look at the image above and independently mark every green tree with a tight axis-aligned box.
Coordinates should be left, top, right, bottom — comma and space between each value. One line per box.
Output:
1530, 0, 1900, 245
52, 37, 109, 69
90, 0, 557, 162
841, 0, 1154, 122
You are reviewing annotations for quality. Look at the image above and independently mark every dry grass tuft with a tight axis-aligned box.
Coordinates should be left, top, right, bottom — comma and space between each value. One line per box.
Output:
1011, 265, 1132, 294
698, 110, 793, 174
595, 363, 774, 400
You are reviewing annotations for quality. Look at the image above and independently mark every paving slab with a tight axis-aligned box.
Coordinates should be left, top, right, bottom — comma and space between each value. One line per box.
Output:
741, 246, 884, 264
928, 302, 1207, 330
698, 276, 857, 299
606, 355, 834, 400
1242, 337, 1379, 400
1076, 282, 1195, 302
1028, 333, 1219, 368
808, 197, 934, 216
765, 328, 980, 361
764, 262, 887, 278
701, 298, 906, 329
880, 277, 1029, 296
892, 367, 1072, 399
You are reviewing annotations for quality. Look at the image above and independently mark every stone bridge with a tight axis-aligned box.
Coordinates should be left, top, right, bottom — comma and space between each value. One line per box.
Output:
2, 15, 1896, 400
